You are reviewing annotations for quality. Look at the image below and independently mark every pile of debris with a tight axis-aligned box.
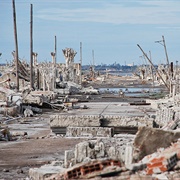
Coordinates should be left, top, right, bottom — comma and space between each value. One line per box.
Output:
0, 126, 11, 141
29, 91, 180, 179
29, 127, 180, 179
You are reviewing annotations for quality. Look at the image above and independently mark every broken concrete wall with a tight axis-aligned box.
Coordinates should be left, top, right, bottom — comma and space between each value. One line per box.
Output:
64, 135, 135, 168
66, 127, 113, 137
50, 115, 153, 129
30, 138, 180, 180
56, 63, 81, 85
156, 104, 175, 126
101, 115, 153, 127
50, 115, 101, 127
155, 94, 180, 126
133, 126, 180, 162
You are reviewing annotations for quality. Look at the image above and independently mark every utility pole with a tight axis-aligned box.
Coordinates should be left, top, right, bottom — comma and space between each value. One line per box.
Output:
55, 35, 57, 64
54, 35, 57, 89
137, 44, 169, 90
155, 35, 172, 94
149, 51, 155, 91
30, 4, 33, 89
92, 50, 94, 67
80, 42, 82, 85
162, 35, 169, 67
12, 0, 19, 91
155, 35, 169, 66
155, 35, 171, 81
92, 50, 95, 77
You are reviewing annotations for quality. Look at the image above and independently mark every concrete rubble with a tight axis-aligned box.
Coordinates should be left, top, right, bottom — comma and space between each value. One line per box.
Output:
133, 127, 180, 162
0, 50, 100, 146
0, 126, 11, 141
54, 82, 99, 95
0, 50, 179, 179
29, 161, 65, 180
29, 89, 180, 179
29, 128, 180, 180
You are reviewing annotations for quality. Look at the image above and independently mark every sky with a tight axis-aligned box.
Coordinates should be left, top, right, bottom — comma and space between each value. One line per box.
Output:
1, 0, 180, 66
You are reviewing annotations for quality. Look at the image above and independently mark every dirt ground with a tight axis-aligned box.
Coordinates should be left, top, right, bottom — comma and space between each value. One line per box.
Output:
0, 113, 83, 179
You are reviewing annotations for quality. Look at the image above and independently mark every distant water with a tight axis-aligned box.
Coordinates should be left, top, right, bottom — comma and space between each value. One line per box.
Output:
99, 87, 163, 97
99, 87, 161, 92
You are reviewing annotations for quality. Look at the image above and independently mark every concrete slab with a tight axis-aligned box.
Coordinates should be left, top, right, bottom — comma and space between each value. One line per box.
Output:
59, 102, 153, 117
49, 102, 154, 130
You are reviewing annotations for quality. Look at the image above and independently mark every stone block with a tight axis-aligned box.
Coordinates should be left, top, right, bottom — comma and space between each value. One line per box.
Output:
64, 150, 75, 168
74, 141, 96, 163
23, 93, 43, 106
125, 144, 133, 166
95, 142, 105, 158
66, 127, 113, 137
108, 147, 116, 159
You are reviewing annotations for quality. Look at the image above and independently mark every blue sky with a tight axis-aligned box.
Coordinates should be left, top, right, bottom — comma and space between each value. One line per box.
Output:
1, 0, 180, 65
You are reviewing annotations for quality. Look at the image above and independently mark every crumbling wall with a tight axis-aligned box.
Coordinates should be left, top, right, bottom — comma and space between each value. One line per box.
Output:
66, 127, 112, 137
155, 94, 180, 126
50, 115, 101, 127
133, 126, 180, 162
101, 115, 153, 127
50, 115, 153, 128
50, 114, 153, 137
64, 135, 135, 168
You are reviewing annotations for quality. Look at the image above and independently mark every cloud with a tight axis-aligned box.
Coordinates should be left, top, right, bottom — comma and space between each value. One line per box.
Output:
35, 0, 180, 25
157, 26, 180, 29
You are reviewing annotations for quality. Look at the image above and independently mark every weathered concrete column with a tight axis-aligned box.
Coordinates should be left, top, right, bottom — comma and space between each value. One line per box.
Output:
32, 52, 38, 67
51, 52, 56, 90
42, 72, 46, 91
62, 48, 77, 82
